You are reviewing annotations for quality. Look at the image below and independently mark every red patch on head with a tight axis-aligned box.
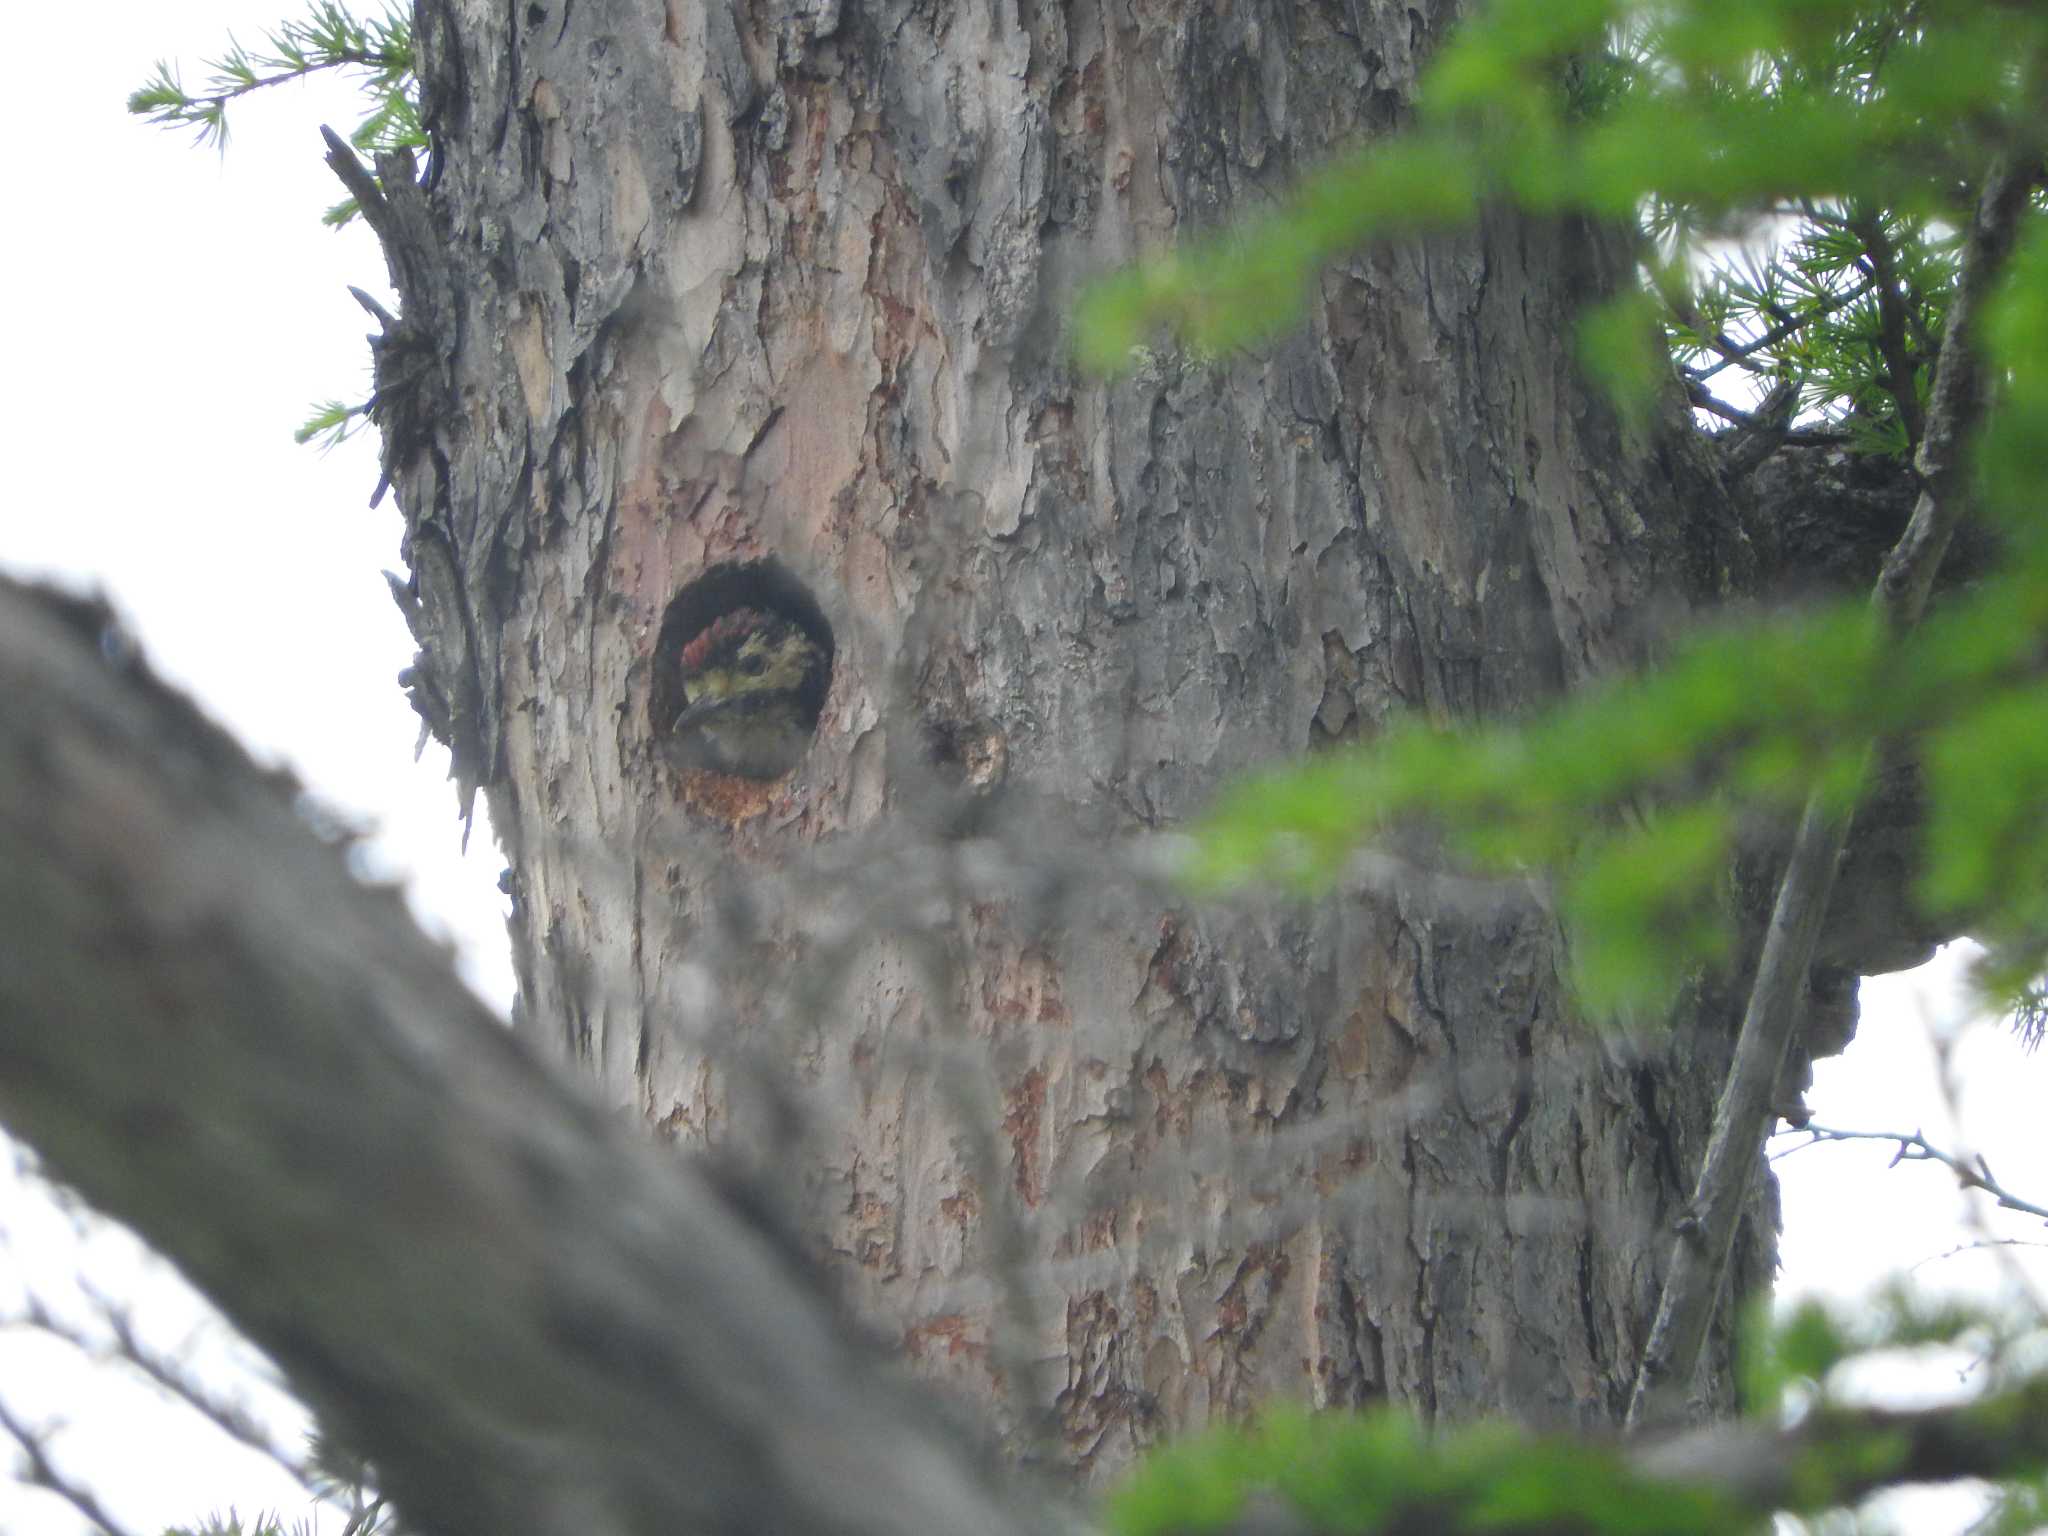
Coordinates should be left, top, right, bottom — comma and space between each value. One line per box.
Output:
678, 608, 769, 674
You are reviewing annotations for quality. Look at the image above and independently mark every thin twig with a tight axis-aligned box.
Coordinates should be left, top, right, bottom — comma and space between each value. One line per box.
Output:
1909, 1236, 2048, 1273
0, 1391, 147, 1536
1684, 379, 1763, 426
190, 49, 399, 109
1924, 1016, 2048, 1317
1683, 378, 1853, 451
1786, 1124, 2048, 1222
21, 1286, 315, 1487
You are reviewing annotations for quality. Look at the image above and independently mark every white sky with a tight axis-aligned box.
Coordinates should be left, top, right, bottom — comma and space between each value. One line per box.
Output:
1, 4, 2044, 1533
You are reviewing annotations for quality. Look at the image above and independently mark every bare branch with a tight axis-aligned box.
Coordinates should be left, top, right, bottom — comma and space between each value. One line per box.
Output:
1846, 207, 1927, 450
0, 1391, 147, 1536
1910, 1237, 2048, 1273
0, 576, 1050, 1536
1, 1288, 316, 1492
1784, 1124, 2048, 1223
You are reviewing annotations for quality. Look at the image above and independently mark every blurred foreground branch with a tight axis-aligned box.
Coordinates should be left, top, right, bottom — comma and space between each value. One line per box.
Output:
0, 575, 1045, 1536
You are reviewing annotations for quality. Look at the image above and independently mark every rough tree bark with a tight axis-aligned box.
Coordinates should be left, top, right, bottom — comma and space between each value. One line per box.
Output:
349, 0, 1942, 1474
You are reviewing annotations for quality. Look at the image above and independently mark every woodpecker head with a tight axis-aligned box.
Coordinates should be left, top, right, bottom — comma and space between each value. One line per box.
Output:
667, 606, 828, 779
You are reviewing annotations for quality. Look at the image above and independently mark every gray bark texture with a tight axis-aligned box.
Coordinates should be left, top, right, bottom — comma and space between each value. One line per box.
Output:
350, 0, 1943, 1473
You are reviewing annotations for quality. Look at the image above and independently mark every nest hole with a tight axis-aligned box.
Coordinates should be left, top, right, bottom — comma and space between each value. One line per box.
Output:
650, 559, 835, 784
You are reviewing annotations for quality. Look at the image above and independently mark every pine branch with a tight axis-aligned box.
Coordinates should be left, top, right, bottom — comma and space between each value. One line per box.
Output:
295, 399, 373, 450
1676, 271, 1877, 385
1626, 137, 2046, 1434
127, 2, 418, 156
1848, 207, 1929, 449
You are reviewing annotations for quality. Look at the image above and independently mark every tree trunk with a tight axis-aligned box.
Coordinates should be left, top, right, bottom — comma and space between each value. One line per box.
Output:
365, 0, 1779, 1472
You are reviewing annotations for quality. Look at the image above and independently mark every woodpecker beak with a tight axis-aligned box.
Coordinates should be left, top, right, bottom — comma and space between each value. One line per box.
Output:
674, 694, 742, 730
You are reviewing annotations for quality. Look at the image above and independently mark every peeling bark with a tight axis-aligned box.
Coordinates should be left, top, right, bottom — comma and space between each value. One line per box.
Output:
347, 0, 1859, 1469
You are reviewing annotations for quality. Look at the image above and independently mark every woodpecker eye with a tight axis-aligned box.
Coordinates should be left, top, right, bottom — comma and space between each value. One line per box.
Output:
740, 653, 767, 676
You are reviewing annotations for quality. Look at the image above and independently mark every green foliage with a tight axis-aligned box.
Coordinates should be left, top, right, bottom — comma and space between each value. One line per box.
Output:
1190, 553, 2048, 1017
1663, 206, 1956, 456
1105, 1405, 1739, 1536
1077, 0, 2047, 372
128, 1, 421, 227
1575, 290, 1667, 435
1188, 604, 1903, 1012
1982, 1479, 2048, 1536
130, 2, 417, 449
1749, 1292, 2048, 1520
1071, 138, 1484, 372
294, 398, 373, 452
1741, 1284, 2020, 1412
1107, 1301, 2048, 1536
1086, 0, 2048, 1021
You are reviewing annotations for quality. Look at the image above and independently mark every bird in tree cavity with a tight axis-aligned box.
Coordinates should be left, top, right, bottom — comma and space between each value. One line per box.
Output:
665, 607, 828, 780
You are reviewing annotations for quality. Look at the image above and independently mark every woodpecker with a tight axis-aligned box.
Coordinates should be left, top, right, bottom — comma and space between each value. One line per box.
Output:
666, 606, 828, 779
